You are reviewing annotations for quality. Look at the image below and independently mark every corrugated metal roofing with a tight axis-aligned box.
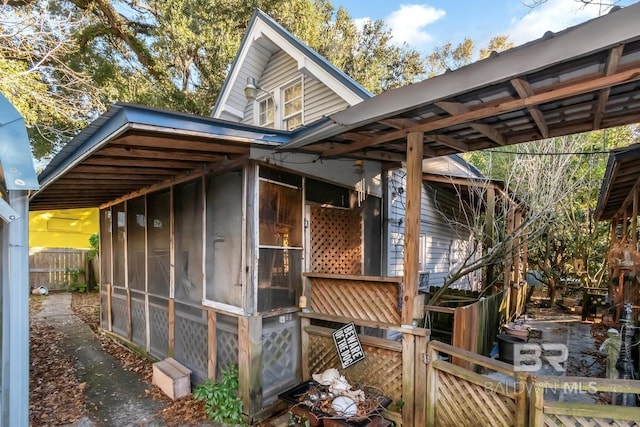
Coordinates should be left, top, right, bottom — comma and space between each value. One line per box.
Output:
595, 143, 640, 221
283, 3, 640, 163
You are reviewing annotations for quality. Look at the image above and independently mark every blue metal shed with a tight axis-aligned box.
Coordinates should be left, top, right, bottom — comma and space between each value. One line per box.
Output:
0, 93, 39, 426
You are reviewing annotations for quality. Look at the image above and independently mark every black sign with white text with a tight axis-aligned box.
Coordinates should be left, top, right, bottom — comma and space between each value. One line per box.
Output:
332, 322, 365, 369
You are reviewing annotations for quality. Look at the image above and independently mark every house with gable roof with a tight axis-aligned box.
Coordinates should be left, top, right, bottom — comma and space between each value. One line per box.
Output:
28, 8, 508, 422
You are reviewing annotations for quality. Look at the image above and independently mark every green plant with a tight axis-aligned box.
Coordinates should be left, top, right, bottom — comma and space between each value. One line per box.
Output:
193, 365, 245, 425
65, 267, 86, 292
88, 233, 100, 260
288, 411, 311, 427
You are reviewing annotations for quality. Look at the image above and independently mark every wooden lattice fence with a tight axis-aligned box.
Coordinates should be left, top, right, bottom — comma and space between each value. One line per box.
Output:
305, 273, 402, 325
29, 248, 88, 291
426, 340, 527, 427
309, 206, 362, 275
530, 377, 640, 427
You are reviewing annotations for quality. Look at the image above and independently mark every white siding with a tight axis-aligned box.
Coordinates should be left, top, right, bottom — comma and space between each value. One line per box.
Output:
240, 50, 350, 128
386, 169, 480, 291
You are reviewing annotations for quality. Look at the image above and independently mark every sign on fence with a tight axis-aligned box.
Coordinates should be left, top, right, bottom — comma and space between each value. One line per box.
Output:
332, 322, 365, 369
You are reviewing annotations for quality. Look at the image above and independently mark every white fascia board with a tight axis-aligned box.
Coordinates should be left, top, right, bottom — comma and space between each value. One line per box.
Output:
330, 2, 640, 127
253, 21, 366, 106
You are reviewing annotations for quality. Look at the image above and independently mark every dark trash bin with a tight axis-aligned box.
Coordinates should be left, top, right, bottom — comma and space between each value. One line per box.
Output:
496, 333, 525, 364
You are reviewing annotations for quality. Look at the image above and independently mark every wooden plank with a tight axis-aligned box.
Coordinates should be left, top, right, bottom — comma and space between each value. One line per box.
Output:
299, 311, 429, 337
510, 78, 549, 138
431, 359, 517, 398
543, 400, 640, 419
423, 305, 456, 314
593, 45, 625, 128
127, 288, 132, 341
116, 135, 250, 154
303, 272, 402, 284
429, 340, 516, 375
304, 324, 403, 352
402, 132, 423, 326
402, 334, 416, 427
534, 376, 640, 393
208, 311, 217, 379
98, 146, 224, 162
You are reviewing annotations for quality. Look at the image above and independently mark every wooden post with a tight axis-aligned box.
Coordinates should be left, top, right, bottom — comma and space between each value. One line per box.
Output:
515, 372, 528, 427
238, 315, 262, 417
504, 205, 515, 320
107, 283, 113, 332
402, 333, 416, 427
529, 378, 543, 427
300, 317, 311, 381
127, 288, 132, 341
168, 298, 175, 357
632, 189, 638, 248
425, 342, 437, 426
402, 131, 423, 326
207, 310, 217, 379
514, 210, 522, 284
485, 186, 496, 291
622, 209, 628, 241
414, 335, 428, 426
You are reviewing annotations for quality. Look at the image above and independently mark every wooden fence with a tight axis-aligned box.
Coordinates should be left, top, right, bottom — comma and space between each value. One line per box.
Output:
29, 248, 88, 290
426, 340, 527, 427
529, 376, 640, 426
303, 273, 429, 426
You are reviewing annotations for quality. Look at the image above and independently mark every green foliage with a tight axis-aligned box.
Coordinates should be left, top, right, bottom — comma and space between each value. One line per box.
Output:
288, 411, 311, 427
65, 267, 86, 293
193, 365, 245, 425
88, 233, 100, 260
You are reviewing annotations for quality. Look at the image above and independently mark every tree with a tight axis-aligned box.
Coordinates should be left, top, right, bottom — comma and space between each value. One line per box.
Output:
0, 1, 103, 160
464, 127, 638, 304
2, 0, 427, 160
425, 35, 513, 78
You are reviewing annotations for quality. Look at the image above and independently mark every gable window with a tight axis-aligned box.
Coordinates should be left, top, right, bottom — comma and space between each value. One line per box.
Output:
258, 96, 275, 128
282, 78, 303, 130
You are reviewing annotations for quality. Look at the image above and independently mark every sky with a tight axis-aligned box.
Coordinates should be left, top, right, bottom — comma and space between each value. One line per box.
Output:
332, 0, 636, 56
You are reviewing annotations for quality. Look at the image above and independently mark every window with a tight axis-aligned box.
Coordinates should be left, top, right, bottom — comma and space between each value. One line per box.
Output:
282, 79, 303, 130
258, 96, 274, 128
257, 167, 303, 312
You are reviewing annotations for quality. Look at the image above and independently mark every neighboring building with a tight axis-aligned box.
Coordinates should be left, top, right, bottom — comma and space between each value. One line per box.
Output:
29, 208, 99, 250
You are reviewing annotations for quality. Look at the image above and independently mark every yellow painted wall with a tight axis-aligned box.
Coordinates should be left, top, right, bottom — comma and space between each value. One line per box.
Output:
29, 208, 99, 250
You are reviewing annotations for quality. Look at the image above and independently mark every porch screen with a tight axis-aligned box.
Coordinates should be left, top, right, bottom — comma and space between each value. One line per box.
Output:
258, 168, 302, 312
174, 180, 203, 305
99, 208, 112, 285
205, 171, 243, 307
111, 202, 125, 287
147, 190, 170, 297
127, 196, 145, 292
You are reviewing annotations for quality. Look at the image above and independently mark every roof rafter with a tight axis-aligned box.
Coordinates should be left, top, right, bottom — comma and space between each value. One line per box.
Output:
435, 101, 506, 145
510, 78, 549, 138
593, 44, 625, 129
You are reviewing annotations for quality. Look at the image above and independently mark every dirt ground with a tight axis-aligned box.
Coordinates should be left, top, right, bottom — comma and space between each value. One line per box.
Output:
29, 292, 210, 426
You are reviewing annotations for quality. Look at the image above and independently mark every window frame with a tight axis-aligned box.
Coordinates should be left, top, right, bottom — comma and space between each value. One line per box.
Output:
281, 77, 304, 131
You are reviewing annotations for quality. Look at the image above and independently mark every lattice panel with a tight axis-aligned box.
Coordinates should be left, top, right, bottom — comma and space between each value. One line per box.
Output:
175, 315, 208, 383
111, 293, 128, 338
544, 415, 639, 427
434, 369, 516, 427
262, 319, 300, 403
149, 303, 168, 359
307, 333, 402, 402
311, 277, 401, 324
216, 329, 238, 380
310, 206, 362, 275
130, 297, 146, 348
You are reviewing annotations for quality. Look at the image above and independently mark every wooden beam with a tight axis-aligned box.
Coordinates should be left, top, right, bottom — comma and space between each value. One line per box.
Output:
378, 118, 415, 129
402, 132, 423, 326
84, 157, 203, 169
510, 78, 549, 138
402, 334, 416, 427
321, 65, 640, 156
436, 101, 506, 145
633, 188, 639, 247
97, 146, 225, 162
208, 311, 217, 379
238, 316, 262, 416
73, 165, 177, 175
116, 135, 249, 154
426, 133, 471, 152
593, 45, 625, 129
